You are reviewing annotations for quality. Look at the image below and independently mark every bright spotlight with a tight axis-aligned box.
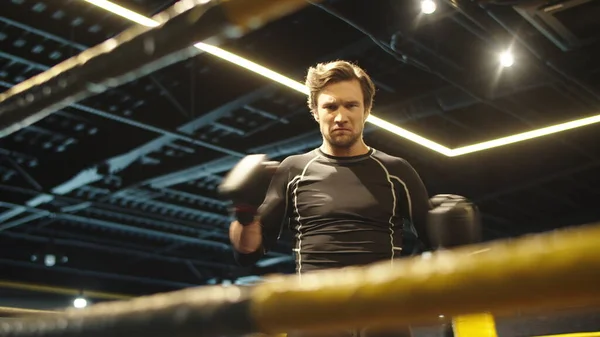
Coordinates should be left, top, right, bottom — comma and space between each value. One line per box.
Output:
499, 50, 514, 67
421, 0, 437, 14
73, 297, 87, 309
44, 254, 56, 267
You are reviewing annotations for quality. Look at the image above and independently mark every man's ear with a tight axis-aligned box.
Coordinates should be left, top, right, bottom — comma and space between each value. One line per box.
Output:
312, 110, 319, 123
364, 108, 371, 122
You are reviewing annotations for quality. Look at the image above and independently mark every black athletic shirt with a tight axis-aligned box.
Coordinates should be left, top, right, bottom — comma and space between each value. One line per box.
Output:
235, 147, 432, 273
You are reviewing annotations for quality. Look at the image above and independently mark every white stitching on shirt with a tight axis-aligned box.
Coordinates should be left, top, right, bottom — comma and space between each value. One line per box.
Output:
292, 154, 321, 279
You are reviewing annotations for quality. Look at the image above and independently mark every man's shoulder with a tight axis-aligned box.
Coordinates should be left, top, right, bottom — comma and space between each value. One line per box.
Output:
370, 148, 412, 168
279, 149, 320, 169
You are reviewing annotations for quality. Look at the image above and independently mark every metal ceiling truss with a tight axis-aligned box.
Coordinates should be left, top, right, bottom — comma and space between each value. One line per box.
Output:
0, 0, 599, 291
2, 230, 232, 270
0, 257, 199, 289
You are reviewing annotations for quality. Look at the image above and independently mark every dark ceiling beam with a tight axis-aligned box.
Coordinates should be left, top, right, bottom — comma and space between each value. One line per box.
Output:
88, 194, 228, 223
41, 85, 276, 218
0, 17, 88, 51
0, 196, 289, 259
148, 75, 193, 119
0, 213, 46, 233
0, 200, 231, 251
377, 75, 582, 211
30, 227, 197, 262
0, 231, 232, 270
71, 103, 246, 157
0, 51, 50, 73
379, 77, 549, 126
125, 242, 189, 267
0, 148, 37, 167
0, 53, 244, 158
87, 203, 226, 235
474, 160, 600, 206
0, 207, 35, 225
0, 184, 230, 238
370, 14, 564, 132
76, 186, 229, 223
0, 191, 53, 228
470, 159, 600, 234
160, 187, 227, 208
143, 130, 323, 189
0, 156, 42, 191
0, 258, 198, 289
492, 207, 600, 239
0, 213, 46, 232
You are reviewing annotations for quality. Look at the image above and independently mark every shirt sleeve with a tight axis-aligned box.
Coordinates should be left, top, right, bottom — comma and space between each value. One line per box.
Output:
394, 158, 433, 250
233, 157, 293, 266
257, 157, 293, 250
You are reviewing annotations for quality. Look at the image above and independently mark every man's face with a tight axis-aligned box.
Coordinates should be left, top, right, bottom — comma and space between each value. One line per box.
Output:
313, 80, 369, 150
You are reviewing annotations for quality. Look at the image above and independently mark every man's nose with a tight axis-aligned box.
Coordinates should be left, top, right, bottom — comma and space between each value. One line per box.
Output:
333, 109, 349, 123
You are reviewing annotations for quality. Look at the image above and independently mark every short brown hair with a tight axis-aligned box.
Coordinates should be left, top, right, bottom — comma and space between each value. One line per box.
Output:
305, 60, 376, 113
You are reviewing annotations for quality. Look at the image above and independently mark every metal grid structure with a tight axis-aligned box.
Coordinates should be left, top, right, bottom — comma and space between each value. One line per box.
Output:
0, 0, 599, 312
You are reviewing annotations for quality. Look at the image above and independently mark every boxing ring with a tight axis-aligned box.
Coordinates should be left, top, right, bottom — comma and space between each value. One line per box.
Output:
1, 221, 600, 336
1, 0, 600, 336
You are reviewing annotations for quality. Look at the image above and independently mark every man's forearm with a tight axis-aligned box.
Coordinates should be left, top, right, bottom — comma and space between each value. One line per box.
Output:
229, 220, 263, 254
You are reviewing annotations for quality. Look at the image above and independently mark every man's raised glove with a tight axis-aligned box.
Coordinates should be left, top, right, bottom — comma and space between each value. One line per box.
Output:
218, 154, 279, 225
427, 194, 482, 249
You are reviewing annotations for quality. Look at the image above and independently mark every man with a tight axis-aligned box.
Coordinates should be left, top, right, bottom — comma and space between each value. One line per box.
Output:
227, 60, 433, 273
220, 60, 481, 337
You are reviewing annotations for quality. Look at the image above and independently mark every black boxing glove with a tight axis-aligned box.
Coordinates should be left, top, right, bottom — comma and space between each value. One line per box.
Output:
218, 154, 279, 225
427, 194, 482, 249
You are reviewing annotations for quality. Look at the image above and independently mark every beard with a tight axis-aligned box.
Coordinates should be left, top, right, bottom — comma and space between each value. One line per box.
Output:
325, 130, 361, 149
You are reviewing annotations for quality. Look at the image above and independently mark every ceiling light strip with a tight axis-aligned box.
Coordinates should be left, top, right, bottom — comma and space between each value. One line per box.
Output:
451, 114, 600, 156
83, 0, 160, 27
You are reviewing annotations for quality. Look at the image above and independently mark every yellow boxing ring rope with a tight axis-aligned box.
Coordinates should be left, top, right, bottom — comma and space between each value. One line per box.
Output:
248, 222, 600, 333
0, 222, 599, 337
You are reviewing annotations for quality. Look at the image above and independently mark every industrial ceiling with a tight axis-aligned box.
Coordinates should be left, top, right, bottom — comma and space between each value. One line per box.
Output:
0, 0, 599, 310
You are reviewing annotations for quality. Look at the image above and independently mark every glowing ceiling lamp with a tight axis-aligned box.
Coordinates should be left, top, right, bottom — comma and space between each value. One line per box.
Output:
80, 0, 600, 157
73, 297, 88, 309
499, 50, 514, 68
420, 0, 437, 15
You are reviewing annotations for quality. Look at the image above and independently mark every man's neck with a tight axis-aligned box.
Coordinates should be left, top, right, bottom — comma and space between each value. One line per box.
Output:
320, 140, 370, 157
